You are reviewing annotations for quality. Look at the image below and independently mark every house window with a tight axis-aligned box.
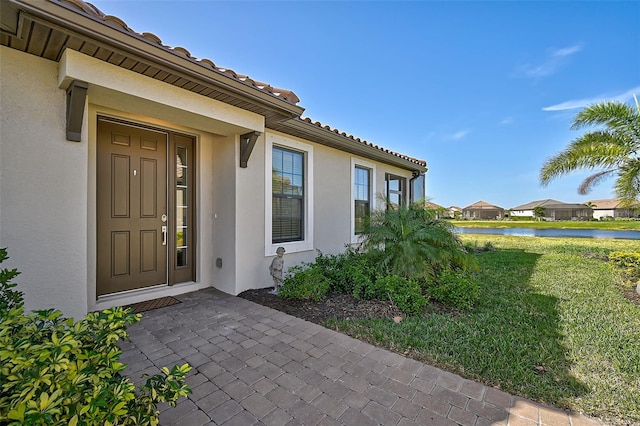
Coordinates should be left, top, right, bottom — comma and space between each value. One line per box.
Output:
354, 166, 370, 234
385, 174, 406, 208
265, 133, 314, 255
411, 173, 425, 203
272, 146, 304, 243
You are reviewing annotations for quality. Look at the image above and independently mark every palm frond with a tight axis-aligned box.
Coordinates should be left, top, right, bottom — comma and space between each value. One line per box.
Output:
578, 169, 616, 194
571, 101, 638, 131
540, 98, 640, 202
360, 202, 475, 280
614, 159, 640, 207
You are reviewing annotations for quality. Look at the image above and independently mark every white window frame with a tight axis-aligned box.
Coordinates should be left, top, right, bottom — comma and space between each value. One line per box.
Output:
351, 157, 376, 244
265, 133, 314, 256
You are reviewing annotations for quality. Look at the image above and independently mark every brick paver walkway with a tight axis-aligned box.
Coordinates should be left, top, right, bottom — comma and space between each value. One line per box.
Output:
120, 288, 604, 425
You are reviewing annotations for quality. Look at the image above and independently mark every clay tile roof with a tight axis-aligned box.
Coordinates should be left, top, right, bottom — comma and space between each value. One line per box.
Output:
511, 199, 565, 210
51, 0, 420, 169
58, 0, 301, 105
588, 199, 622, 209
463, 200, 504, 210
299, 117, 427, 168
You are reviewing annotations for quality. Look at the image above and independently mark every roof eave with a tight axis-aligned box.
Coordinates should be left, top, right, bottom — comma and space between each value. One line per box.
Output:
275, 118, 427, 173
6, 0, 304, 120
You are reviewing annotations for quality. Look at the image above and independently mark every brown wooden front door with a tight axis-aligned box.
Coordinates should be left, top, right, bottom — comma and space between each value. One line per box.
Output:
97, 119, 168, 296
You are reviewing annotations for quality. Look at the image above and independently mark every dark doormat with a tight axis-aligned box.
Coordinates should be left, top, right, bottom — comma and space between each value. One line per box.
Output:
124, 296, 181, 314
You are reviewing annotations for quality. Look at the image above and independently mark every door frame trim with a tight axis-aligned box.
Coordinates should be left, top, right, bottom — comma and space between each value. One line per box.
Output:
95, 114, 198, 299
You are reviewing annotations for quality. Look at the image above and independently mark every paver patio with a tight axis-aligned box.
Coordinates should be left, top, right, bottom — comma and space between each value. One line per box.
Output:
120, 288, 605, 425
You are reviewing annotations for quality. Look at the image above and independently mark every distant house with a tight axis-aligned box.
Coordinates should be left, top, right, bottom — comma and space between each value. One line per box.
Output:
424, 201, 447, 218
448, 206, 462, 219
589, 199, 640, 219
511, 200, 592, 221
511, 199, 565, 218
462, 201, 504, 220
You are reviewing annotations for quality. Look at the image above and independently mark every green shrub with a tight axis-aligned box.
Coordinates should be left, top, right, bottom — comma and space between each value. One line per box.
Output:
0, 250, 191, 426
609, 251, 640, 282
463, 240, 496, 254
426, 271, 479, 311
361, 202, 477, 280
354, 275, 426, 315
0, 248, 23, 313
509, 216, 534, 221
314, 248, 380, 294
279, 265, 331, 301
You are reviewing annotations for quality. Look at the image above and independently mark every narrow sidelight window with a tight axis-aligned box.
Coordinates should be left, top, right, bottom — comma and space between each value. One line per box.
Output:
175, 146, 188, 267
354, 166, 371, 234
272, 146, 304, 243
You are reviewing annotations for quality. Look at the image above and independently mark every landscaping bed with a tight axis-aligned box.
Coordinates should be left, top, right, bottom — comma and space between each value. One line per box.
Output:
242, 236, 639, 426
239, 288, 457, 324
239, 288, 405, 323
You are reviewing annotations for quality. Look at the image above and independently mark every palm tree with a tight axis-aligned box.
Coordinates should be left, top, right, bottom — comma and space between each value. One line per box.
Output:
361, 199, 476, 281
533, 206, 546, 222
539, 97, 640, 207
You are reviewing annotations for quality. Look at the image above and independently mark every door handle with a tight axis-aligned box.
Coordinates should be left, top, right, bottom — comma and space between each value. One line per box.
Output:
161, 226, 167, 246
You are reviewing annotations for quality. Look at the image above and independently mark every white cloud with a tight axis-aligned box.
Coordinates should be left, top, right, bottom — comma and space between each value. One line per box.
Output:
552, 44, 582, 57
542, 86, 640, 111
499, 117, 513, 126
516, 44, 582, 78
450, 130, 470, 140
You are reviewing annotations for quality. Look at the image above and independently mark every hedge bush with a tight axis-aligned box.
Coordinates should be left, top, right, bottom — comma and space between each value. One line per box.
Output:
279, 265, 331, 301
0, 248, 191, 426
374, 275, 427, 315
426, 271, 479, 311
313, 248, 379, 294
609, 251, 640, 282
353, 274, 426, 315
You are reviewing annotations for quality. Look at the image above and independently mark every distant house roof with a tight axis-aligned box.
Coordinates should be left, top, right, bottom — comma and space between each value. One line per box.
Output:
425, 201, 445, 210
511, 199, 565, 210
589, 199, 623, 209
545, 203, 590, 209
463, 201, 504, 210
448, 206, 462, 211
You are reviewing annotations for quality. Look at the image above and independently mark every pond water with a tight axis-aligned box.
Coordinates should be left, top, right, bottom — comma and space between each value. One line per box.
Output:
454, 227, 640, 240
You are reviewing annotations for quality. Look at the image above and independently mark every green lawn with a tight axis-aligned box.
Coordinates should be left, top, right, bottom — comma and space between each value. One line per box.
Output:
326, 235, 640, 425
451, 220, 640, 230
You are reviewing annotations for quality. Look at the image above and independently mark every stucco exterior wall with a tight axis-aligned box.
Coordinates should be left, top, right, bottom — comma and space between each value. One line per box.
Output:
2, 46, 423, 313
313, 144, 352, 254
0, 46, 88, 319
211, 134, 238, 295
237, 130, 414, 292
592, 209, 615, 220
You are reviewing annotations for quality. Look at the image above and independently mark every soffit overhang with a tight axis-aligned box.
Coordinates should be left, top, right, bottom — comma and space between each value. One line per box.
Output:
0, 0, 304, 125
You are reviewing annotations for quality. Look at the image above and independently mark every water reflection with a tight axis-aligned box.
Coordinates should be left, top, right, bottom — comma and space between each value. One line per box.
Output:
454, 227, 640, 240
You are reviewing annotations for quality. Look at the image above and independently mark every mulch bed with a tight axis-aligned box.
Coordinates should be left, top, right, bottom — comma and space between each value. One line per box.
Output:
238, 288, 459, 324
240, 281, 639, 326
238, 288, 406, 324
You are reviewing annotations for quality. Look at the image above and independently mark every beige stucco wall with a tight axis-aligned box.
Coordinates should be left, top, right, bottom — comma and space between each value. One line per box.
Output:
210, 134, 238, 295
234, 129, 414, 292
0, 46, 89, 319
2, 45, 420, 313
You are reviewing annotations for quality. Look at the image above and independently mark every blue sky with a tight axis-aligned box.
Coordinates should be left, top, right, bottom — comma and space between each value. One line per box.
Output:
90, 0, 639, 209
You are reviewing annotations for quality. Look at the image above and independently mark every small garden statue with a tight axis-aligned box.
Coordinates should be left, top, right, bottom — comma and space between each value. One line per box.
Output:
268, 247, 286, 294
